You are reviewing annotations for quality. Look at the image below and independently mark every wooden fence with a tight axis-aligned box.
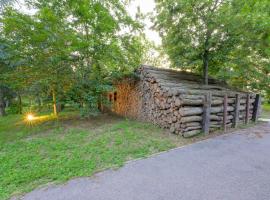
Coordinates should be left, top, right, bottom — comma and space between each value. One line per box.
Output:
202, 93, 261, 134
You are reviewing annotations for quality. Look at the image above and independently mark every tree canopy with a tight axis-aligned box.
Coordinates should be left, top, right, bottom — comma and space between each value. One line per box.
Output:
154, 0, 270, 91
0, 0, 145, 116
0, 0, 269, 117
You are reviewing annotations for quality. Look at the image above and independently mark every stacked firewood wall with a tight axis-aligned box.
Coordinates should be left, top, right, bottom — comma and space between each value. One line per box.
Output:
139, 68, 259, 137
113, 79, 142, 118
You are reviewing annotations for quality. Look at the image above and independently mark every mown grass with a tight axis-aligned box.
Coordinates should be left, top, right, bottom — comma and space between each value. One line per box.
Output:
0, 112, 78, 144
262, 104, 270, 118
0, 110, 262, 200
0, 113, 177, 200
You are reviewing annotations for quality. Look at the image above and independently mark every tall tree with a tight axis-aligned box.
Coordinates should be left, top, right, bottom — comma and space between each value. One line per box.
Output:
154, 0, 270, 88
26, 0, 144, 113
2, 7, 77, 115
1, 0, 145, 115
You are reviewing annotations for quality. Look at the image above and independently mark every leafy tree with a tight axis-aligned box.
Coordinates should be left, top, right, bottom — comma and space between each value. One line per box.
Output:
229, 0, 270, 97
1, 0, 145, 116
154, 0, 270, 89
2, 7, 78, 115
27, 0, 144, 114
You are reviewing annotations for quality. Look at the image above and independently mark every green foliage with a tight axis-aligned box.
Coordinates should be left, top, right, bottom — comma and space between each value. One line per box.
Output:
0, 0, 144, 116
154, 0, 270, 90
7, 100, 20, 114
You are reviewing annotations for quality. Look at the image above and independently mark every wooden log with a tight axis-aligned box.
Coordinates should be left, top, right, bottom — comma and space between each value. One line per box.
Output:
202, 92, 211, 134
179, 106, 236, 116
211, 121, 232, 125
211, 115, 234, 121
179, 107, 203, 116
180, 114, 234, 123
184, 126, 201, 132
181, 116, 202, 123
240, 98, 255, 104
175, 98, 181, 107
179, 94, 254, 105
183, 130, 201, 138
183, 122, 232, 132
252, 94, 261, 122
181, 122, 201, 128
180, 98, 223, 106
232, 94, 240, 128
210, 123, 232, 128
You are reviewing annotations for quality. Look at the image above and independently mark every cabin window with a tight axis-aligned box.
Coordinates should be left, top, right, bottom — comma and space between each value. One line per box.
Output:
114, 92, 117, 102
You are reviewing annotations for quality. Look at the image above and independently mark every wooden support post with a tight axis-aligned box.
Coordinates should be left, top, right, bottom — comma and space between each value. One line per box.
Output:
252, 94, 261, 122
245, 93, 250, 124
223, 94, 228, 132
233, 94, 240, 128
202, 92, 211, 134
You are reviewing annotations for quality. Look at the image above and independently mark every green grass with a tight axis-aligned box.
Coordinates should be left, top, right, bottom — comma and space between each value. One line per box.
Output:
262, 104, 270, 118
0, 113, 178, 200
0, 111, 260, 200
0, 112, 78, 144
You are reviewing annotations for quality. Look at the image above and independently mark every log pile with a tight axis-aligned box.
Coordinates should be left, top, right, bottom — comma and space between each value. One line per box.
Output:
110, 66, 260, 137
136, 66, 258, 137
113, 78, 142, 118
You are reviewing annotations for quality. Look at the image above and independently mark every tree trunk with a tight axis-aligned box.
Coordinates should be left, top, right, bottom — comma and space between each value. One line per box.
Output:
18, 94, 22, 114
52, 89, 57, 116
97, 94, 103, 112
203, 51, 209, 85
0, 87, 6, 116
203, 30, 210, 85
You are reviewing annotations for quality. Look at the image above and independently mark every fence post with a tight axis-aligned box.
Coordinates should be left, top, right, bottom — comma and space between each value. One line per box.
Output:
223, 94, 228, 132
245, 93, 250, 124
233, 93, 240, 128
252, 94, 261, 122
202, 92, 211, 135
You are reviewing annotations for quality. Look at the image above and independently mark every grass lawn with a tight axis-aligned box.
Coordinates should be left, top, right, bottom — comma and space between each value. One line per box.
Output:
0, 112, 184, 200
262, 104, 270, 118
0, 111, 259, 200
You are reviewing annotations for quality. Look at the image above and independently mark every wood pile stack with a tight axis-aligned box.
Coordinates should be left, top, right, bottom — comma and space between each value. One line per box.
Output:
136, 66, 259, 137
113, 78, 142, 118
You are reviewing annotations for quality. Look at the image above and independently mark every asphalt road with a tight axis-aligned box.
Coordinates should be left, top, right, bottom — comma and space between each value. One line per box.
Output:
18, 122, 270, 200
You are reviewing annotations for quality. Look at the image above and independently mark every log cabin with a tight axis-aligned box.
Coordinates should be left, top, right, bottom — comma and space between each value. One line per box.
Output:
107, 65, 261, 137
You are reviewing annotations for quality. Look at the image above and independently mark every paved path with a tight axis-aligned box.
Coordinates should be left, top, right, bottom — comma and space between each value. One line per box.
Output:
19, 123, 270, 200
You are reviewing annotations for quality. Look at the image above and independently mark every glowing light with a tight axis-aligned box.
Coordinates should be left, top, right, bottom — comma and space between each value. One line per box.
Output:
26, 114, 35, 121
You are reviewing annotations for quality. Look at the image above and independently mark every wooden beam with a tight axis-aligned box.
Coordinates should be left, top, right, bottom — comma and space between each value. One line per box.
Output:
223, 94, 228, 132
232, 94, 240, 128
202, 92, 211, 134
245, 93, 250, 124
252, 94, 261, 122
